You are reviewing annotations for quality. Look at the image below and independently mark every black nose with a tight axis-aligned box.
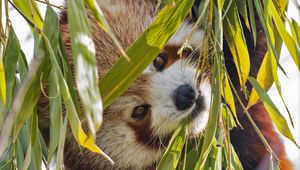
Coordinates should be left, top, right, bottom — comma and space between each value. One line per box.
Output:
173, 84, 196, 111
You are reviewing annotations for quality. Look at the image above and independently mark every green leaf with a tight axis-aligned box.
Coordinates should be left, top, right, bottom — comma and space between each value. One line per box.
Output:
28, 113, 42, 170
12, 0, 43, 30
100, 0, 195, 108
223, 2, 250, 87
221, 69, 237, 125
268, 0, 300, 71
248, 77, 299, 148
47, 70, 62, 164
84, 0, 128, 60
235, 0, 250, 30
213, 129, 224, 170
0, 31, 51, 156
194, 51, 222, 170
247, 0, 257, 46
42, 34, 113, 164
157, 124, 187, 170
3, 26, 21, 109
17, 50, 29, 81
289, 19, 300, 46
66, 0, 103, 138
56, 117, 67, 170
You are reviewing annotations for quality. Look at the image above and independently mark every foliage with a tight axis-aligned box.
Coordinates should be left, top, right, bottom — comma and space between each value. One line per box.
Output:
0, 0, 299, 169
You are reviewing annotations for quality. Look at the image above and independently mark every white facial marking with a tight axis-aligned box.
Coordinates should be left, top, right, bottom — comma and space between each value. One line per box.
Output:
147, 60, 210, 136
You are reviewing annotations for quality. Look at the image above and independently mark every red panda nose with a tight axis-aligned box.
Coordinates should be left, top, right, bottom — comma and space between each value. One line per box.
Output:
173, 84, 196, 111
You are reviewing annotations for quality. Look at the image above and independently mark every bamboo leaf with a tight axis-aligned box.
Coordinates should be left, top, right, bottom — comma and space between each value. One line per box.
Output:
47, 71, 62, 164
213, 129, 223, 170
56, 117, 67, 170
41, 6, 62, 164
42, 34, 113, 164
221, 69, 237, 124
100, 0, 195, 108
21, 120, 33, 170
194, 51, 221, 170
157, 124, 187, 170
247, 0, 257, 46
264, 2, 294, 127
248, 77, 299, 148
268, 0, 300, 71
235, 0, 250, 30
230, 144, 243, 170
66, 0, 103, 138
223, 2, 250, 87
289, 19, 300, 45
12, 0, 43, 30
0, 58, 6, 110
84, 0, 128, 60
28, 113, 42, 170
3, 26, 20, 109
0, 31, 51, 156
248, 52, 273, 108
17, 50, 29, 81
253, 0, 285, 74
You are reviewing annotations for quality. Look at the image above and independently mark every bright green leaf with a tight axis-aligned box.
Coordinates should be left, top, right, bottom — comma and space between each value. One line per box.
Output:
248, 77, 299, 148
157, 124, 187, 170
223, 2, 250, 87
12, 0, 43, 30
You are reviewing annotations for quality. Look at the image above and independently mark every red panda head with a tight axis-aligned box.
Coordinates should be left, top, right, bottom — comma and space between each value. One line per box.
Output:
62, 1, 211, 170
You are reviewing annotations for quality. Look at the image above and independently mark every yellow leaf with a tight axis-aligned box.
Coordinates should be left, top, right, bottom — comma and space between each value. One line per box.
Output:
247, 52, 273, 108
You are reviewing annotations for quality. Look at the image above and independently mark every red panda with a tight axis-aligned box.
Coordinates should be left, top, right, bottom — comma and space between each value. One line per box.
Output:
38, 0, 292, 169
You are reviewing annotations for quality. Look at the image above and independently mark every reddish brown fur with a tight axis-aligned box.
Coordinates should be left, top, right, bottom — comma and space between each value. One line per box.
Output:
37, 0, 293, 169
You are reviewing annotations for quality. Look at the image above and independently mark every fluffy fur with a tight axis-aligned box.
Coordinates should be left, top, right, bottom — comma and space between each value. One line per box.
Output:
58, 0, 210, 169
38, 0, 292, 169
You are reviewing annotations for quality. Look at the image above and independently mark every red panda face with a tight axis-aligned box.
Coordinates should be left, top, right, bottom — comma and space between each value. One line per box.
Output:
62, 2, 211, 169
126, 22, 210, 139
101, 22, 210, 151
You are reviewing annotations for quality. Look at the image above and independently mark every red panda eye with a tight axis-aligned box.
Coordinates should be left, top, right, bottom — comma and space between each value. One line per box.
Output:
132, 104, 150, 119
153, 53, 168, 71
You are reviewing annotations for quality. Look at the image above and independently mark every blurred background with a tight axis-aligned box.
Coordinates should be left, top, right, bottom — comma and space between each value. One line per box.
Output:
2, 0, 299, 169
